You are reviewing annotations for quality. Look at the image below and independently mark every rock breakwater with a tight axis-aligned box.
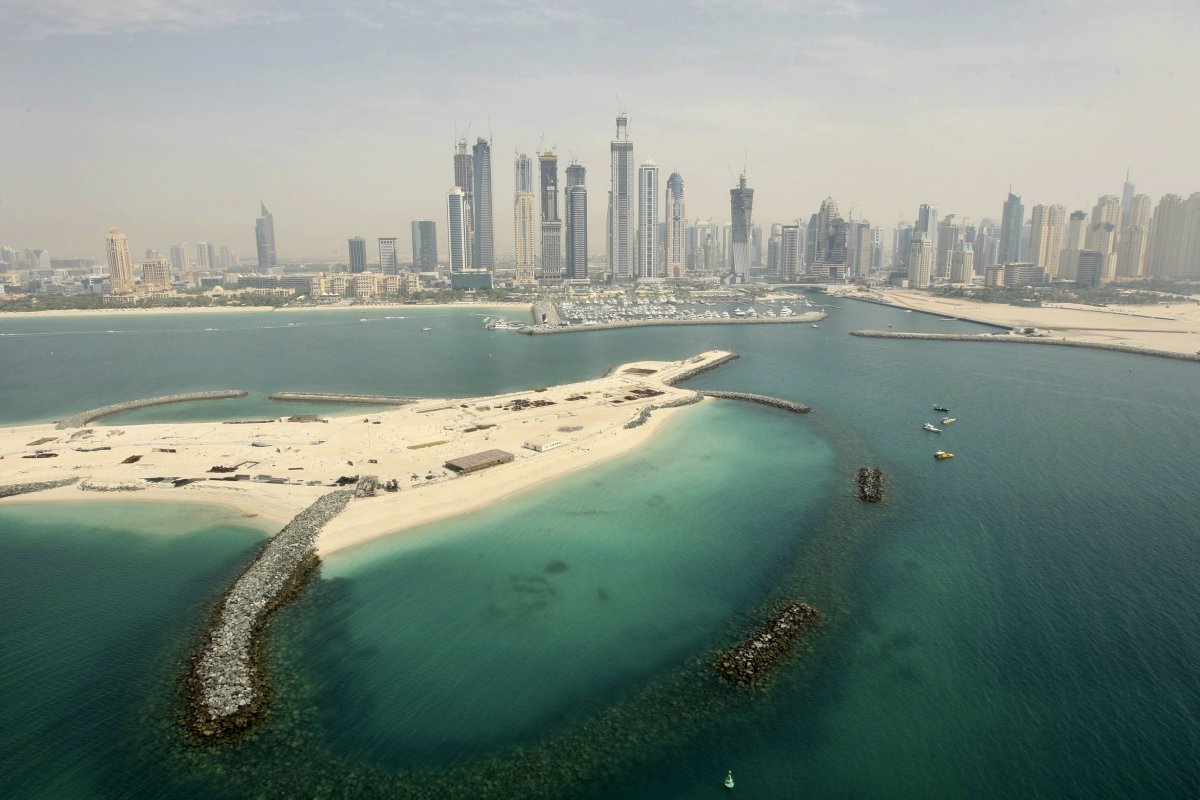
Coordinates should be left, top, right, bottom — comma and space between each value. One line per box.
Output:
622, 394, 704, 429
184, 490, 352, 740
520, 312, 827, 335
56, 390, 248, 429
661, 352, 742, 385
715, 602, 822, 684
856, 467, 884, 502
0, 477, 79, 499
849, 329, 1200, 363
267, 392, 418, 405
696, 390, 812, 413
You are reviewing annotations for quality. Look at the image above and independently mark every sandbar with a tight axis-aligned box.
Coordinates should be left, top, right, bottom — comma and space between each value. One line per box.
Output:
0, 351, 734, 554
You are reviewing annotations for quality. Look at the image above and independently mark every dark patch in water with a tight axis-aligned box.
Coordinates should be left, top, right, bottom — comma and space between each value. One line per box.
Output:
889, 632, 917, 650
645, 494, 665, 507
544, 560, 569, 574
596, 587, 611, 602
903, 559, 921, 571
890, 665, 923, 685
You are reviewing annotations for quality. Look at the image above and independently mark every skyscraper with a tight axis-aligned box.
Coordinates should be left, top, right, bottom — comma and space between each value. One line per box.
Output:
564, 163, 588, 281
539, 150, 562, 282
609, 114, 635, 279
1029, 204, 1067, 274
410, 221, 437, 270
195, 242, 214, 270
729, 175, 754, 283
893, 223, 914, 268
348, 237, 366, 273
664, 171, 686, 279
446, 187, 470, 273
1120, 170, 1136, 228
255, 202, 276, 268
1116, 195, 1152, 278
513, 153, 537, 287
951, 240, 975, 284
1059, 210, 1089, 280
1146, 193, 1200, 279
453, 139, 474, 266
142, 257, 172, 292
779, 224, 801, 282
471, 137, 494, 271
935, 214, 962, 278
106, 227, 134, 293
1086, 195, 1121, 278
998, 192, 1023, 264
908, 233, 933, 288
169, 242, 189, 272
378, 237, 397, 274
637, 161, 660, 279
851, 221, 873, 277
915, 205, 938, 264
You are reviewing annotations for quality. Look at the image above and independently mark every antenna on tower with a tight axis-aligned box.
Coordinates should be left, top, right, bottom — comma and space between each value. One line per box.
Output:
743, 148, 748, 178
488, 117, 493, 144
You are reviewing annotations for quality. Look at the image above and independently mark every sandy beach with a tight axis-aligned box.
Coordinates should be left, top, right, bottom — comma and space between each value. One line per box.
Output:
838, 288, 1200, 355
0, 351, 731, 553
0, 301, 533, 319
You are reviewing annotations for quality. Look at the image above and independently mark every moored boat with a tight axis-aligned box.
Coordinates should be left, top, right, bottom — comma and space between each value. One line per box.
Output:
933, 405, 949, 412
934, 450, 955, 459
941, 417, 956, 424
923, 423, 943, 432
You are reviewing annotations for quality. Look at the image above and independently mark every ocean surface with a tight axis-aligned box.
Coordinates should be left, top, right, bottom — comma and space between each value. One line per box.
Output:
2, 298, 1200, 798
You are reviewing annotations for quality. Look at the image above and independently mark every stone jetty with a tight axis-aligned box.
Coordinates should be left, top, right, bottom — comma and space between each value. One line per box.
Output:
267, 392, 418, 405
623, 394, 703, 429
849, 329, 1200, 363
56, 390, 248, 429
0, 477, 79, 499
520, 312, 827, 335
660, 352, 742, 385
715, 602, 822, 684
696, 390, 812, 414
856, 467, 884, 503
184, 490, 353, 740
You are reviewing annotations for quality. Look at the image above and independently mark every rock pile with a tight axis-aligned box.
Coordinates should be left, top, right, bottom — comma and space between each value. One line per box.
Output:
0, 478, 79, 499
661, 353, 741, 385
622, 393, 703, 429
715, 602, 822, 685
697, 390, 812, 413
56, 390, 247, 429
856, 467, 884, 503
184, 490, 352, 740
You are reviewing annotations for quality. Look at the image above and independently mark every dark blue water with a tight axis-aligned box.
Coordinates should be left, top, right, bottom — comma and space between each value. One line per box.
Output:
2, 298, 1199, 798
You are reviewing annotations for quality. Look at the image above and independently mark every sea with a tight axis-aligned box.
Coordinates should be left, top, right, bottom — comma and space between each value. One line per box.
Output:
2, 298, 1199, 799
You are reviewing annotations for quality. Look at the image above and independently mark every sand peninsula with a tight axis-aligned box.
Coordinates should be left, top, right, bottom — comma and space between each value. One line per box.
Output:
0, 350, 742, 554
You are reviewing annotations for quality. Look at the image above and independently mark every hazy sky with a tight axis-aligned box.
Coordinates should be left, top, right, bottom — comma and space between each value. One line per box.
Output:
2, 0, 1199, 262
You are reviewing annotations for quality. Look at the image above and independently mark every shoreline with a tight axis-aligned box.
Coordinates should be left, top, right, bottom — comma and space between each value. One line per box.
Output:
0, 301, 532, 319
849, 329, 1200, 363
520, 310, 827, 335
0, 351, 738, 556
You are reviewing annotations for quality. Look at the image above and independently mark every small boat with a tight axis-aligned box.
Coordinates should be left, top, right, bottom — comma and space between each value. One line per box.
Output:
933, 405, 949, 412
724, 770, 735, 790
904, 309, 913, 313
923, 423, 943, 432
422, 327, 432, 332
811, 324, 820, 328
941, 417, 956, 424
934, 450, 955, 460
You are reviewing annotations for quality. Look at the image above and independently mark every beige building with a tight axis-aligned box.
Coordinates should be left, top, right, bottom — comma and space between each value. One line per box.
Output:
908, 234, 934, 288
1085, 195, 1122, 279
1058, 210, 1088, 280
514, 192, 537, 287
1116, 194, 1153, 278
141, 257, 173, 292
106, 227, 135, 293
400, 272, 422, 294
1146, 193, 1200, 279
351, 272, 378, 299
1028, 204, 1066, 275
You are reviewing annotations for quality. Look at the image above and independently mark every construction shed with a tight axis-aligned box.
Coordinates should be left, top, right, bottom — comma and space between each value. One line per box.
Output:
444, 449, 515, 474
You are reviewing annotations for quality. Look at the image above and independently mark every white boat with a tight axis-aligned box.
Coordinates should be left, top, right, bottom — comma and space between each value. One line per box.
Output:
422, 327, 432, 332
812, 324, 819, 328
923, 423, 943, 432
725, 770, 735, 789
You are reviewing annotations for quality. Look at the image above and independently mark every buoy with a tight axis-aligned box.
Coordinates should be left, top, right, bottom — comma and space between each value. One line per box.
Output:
725, 770, 735, 789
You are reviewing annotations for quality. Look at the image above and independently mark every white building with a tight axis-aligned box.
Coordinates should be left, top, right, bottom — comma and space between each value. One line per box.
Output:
609, 114, 635, 279
637, 160, 660, 279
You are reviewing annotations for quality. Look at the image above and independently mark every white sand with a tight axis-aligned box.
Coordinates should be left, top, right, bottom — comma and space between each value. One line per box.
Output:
840, 288, 1200, 355
0, 351, 730, 554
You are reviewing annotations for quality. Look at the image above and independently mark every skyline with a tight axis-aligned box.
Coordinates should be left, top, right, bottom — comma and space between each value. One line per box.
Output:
2, 1, 1200, 259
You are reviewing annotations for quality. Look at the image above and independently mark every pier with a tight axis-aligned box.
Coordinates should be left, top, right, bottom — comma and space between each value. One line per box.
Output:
55, 390, 248, 429
267, 392, 418, 405
849, 329, 1200, 363
185, 490, 353, 740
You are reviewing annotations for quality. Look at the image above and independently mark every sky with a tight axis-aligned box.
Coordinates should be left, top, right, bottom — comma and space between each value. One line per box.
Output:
2, 0, 1199, 262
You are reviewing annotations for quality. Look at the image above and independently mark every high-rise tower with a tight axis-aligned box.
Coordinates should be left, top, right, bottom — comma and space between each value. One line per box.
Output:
446, 187, 470, 273
609, 114, 635, 279
539, 150, 561, 282
999, 192, 1024, 264
513, 153, 537, 287
1116, 195, 1152, 278
1029, 204, 1067, 274
348, 236, 366, 273
637, 161, 660, 279
729, 175, 754, 283
106, 227, 134, 293
914, 205, 938, 265
410, 221, 437, 270
453, 139, 474, 267
472, 137, 494, 271
664, 171, 686, 279
564, 163, 588, 281
1120, 170, 1136, 228
255, 202, 276, 267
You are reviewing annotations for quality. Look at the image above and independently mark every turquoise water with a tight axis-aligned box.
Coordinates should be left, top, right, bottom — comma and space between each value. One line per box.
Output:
2, 299, 1200, 798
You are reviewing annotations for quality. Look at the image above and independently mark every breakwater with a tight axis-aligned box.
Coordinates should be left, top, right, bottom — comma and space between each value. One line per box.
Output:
184, 490, 353, 740
715, 602, 823, 684
55, 390, 248, 429
849, 329, 1200, 363
696, 391, 812, 414
856, 468, 884, 503
519, 312, 827, 335
837, 294, 1012, 329
0, 477, 79, 499
623, 394, 704, 429
267, 392, 418, 405
661, 352, 742, 385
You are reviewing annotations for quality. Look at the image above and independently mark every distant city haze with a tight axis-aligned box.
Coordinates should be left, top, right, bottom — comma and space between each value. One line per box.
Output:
2, 0, 1198, 260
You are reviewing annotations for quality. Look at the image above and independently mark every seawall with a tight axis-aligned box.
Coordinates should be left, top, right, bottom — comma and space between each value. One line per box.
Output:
837, 294, 1011, 330
661, 352, 742, 385
696, 391, 812, 414
519, 312, 827, 335
185, 490, 353, 740
849, 329, 1200, 363
56, 390, 248, 429
267, 392, 418, 405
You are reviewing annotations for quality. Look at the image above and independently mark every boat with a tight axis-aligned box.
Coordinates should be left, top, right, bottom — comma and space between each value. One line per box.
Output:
812, 324, 819, 328
934, 450, 955, 459
724, 770, 735, 790
941, 417, 956, 424
933, 405, 949, 412
923, 423, 943, 432
421, 327, 432, 332
904, 309, 913, 313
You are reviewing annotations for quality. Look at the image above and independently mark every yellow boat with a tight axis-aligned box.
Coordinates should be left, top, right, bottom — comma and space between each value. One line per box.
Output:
941, 417, 956, 424
934, 450, 955, 460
